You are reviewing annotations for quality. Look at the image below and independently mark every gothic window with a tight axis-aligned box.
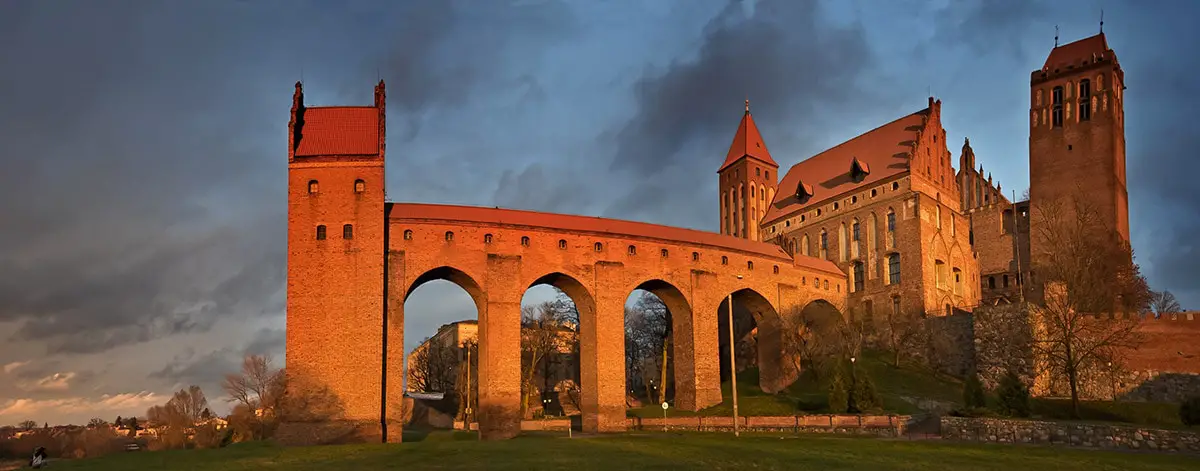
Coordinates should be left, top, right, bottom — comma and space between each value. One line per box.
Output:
308, 180, 319, 194
692, 252, 700, 261
838, 223, 847, 261
935, 260, 947, 288
354, 179, 365, 193
484, 233, 493, 244
886, 209, 896, 248
887, 253, 901, 285
445, 231, 454, 242
1079, 79, 1092, 121
343, 224, 353, 239
756, 167, 761, 177
594, 242, 603, 252
403, 229, 413, 240
559, 239, 568, 249
852, 220, 861, 242
891, 296, 900, 318
853, 261, 865, 292
751, 186, 755, 198
953, 267, 963, 295
773, 265, 779, 274
628, 245, 637, 255
950, 215, 956, 237
521, 236, 530, 247
801, 234, 810, 256
820, 230, 829, 260
316, 225, 326, 240
1035, 89, 1043, 106
1052, 86, 1064, 127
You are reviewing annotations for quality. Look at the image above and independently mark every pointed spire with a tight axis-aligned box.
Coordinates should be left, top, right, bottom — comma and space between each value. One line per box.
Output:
719, 100, 778, 172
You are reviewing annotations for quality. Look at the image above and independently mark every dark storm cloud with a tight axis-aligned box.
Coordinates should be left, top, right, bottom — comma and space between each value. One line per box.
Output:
926, 0, 1058, 59
149, 327, 285, 388
602, 0, 882, 228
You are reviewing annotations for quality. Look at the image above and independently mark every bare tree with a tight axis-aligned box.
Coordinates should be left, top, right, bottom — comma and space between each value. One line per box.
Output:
881, 305, 924, 368
1149, 290, 1181, 317
407, 337, 458, 393
87, 418, 108, 429
222, 354, 286, 440
780, 303, 842, 381
1031, 198, 1152, 417
18, 420, 37, 431
521, 301, 570, 416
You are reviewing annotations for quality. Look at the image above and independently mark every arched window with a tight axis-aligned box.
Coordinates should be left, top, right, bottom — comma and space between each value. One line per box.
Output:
316, 225, 326, 240
747, 261, 754, 270
773, 265, 779, 274
445, 231, 454, 242
484, 233, 493, 244
824, 279, 829, 290
953, 267, 963, 295
308, 180, 319, 194
559, 239, 568, 249
692, 252, 700, 262
800, 234, 810, 257
354, 179, 365, 193
343, 224, 353, 239
851, 218, 861, 259
1079, 79, 1092, 121
935, 260, 947, 288
1052, 86, 1064, 127
660, 249, 669, 258
852, 261, 865, 292
521, 236, 530, 247
887, 253, 901, 285
403, 229, 413, 240
891, 182, 899, 191
593, 242, 603, 252
813, 277, 819, 287
936, 204, 942, 229
721, 256, 728, 265
628, 245, 637, 255
886, 209, 896, 248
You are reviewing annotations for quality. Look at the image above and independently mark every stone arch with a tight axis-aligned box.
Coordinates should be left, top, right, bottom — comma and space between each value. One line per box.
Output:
717, 287, 786, 393
404, 265, 485, 311
626, 279, 695, 408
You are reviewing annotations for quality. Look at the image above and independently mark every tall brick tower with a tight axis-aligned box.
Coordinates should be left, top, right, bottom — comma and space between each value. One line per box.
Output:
1029, 33, 1129, 244
718, 100, 778, 241
285, 81, 389, 438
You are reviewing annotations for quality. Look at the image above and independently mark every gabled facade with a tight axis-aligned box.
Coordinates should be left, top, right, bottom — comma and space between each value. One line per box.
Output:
734, 97, 980, 322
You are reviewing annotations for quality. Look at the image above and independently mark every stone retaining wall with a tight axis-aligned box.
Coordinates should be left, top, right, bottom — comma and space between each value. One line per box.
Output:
940, 416, 1200, 453
627, 414, 908, 437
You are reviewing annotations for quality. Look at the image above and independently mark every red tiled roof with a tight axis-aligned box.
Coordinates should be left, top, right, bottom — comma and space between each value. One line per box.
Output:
388, 202, 844, 276
763, 108, 928, 223
719, 110, 778, 172
294, 106, 380, 157
1043, 33, 1109, 70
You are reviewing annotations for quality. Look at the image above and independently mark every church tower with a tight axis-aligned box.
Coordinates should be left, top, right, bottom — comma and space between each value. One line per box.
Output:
718, 100, 778, 241
1028, 32, 1129, 243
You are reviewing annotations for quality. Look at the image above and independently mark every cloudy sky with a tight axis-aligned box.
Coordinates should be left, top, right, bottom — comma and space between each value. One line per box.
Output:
2, 0, 1197, 425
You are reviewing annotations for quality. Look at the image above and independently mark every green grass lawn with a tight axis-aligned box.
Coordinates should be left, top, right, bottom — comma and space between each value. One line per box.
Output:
48, 432, 1199, 471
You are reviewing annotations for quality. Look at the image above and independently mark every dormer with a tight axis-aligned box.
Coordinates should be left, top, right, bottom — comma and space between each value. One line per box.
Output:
794, 180, 814, 203
850, 157, 870, 183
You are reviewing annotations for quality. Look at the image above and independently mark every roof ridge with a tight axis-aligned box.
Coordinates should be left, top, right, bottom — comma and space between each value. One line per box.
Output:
782, 106, 928, 172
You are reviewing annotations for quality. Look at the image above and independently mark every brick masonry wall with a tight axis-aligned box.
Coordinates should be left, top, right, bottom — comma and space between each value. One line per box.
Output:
625, 414, 909, 436
941, 416, 1200, 453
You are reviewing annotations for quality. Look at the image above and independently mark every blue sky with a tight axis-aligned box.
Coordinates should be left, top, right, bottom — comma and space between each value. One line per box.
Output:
1, 0, 1197, 425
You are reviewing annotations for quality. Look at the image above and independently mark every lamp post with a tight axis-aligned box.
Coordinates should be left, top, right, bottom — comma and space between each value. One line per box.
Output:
728, 274, 744, 437
1107, 361, 1116, 400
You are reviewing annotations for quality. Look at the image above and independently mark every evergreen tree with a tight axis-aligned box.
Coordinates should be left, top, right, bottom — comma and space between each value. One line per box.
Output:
827, 361, 849, 413
848, 368, 882, 413
963, 372, 987, 410
996, 369, 1031, 417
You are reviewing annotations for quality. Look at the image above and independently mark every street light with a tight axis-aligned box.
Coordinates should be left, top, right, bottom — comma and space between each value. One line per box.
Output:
728, 274, 744, 437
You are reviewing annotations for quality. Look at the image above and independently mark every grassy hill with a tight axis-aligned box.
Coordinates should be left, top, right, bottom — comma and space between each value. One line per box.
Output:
629, 350, 964, 418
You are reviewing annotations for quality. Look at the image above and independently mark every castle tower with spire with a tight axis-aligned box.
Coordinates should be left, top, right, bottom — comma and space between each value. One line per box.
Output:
717, 100, 779, 241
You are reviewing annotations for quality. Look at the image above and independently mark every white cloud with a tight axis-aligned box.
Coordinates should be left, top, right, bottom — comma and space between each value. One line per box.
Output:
0, 391, 164, 425
18, 372, 76, 392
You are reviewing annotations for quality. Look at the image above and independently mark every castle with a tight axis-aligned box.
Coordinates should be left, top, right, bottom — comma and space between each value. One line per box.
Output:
282, 32, 1198, 444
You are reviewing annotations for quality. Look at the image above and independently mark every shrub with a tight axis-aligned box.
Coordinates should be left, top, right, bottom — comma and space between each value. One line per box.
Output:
996, 369, 1031, 418
962, 372, 986, 409
1181, 396, 1200, 427
827, 362, 849, 413
848, 367, 882, 413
